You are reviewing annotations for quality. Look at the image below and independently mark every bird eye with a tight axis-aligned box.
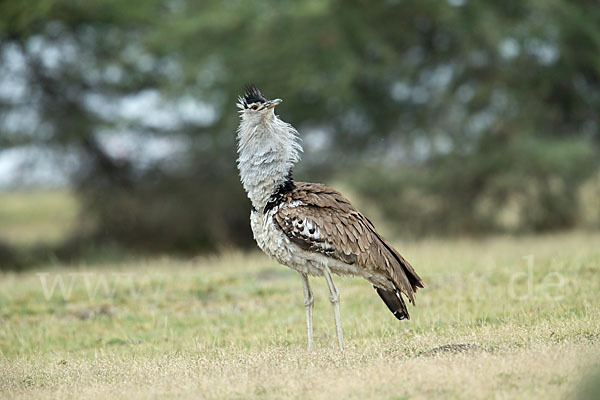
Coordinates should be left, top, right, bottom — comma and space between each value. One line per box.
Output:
250, 104, 259, 110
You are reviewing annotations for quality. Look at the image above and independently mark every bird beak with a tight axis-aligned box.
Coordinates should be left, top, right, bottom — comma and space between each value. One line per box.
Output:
266, 99, 283, 109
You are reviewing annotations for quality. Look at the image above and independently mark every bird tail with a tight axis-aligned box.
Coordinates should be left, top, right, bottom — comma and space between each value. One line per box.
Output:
374, 285, 410, 320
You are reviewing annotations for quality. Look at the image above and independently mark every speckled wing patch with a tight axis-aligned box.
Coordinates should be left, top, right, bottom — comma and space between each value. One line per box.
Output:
274, 205, 359, 265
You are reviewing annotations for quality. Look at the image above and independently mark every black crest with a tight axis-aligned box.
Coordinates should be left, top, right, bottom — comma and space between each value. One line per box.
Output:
242, 84, 270, 107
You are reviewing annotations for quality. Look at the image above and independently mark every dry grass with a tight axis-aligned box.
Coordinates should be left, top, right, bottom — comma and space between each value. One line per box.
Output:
1, 232, 599, 399
2, 343, 597, 399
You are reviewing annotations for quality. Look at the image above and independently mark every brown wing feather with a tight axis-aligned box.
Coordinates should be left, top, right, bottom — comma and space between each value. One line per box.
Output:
272, 182, 424, 304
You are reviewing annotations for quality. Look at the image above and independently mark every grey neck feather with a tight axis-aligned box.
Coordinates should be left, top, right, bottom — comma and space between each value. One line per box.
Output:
236, 108, 303, 212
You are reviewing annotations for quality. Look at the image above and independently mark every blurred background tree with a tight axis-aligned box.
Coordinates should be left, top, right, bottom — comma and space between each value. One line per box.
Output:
0, 0, 599, 267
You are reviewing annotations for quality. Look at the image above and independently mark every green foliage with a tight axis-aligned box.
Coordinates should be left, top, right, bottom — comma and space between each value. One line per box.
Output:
0, 0, 599, 259
353, 135, 597, 236
76, 169, 252, 252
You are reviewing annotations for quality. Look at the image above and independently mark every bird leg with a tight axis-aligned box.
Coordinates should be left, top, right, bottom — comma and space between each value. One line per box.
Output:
299, 272, 314, 350
323, 266, 344, 351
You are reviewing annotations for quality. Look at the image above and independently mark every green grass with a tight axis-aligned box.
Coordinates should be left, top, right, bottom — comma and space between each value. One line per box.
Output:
0, 190, 79, 246
0, 232, 599, 399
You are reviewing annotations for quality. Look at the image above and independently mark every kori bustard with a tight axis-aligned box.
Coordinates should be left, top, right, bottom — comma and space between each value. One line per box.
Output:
236, 85, 424, 351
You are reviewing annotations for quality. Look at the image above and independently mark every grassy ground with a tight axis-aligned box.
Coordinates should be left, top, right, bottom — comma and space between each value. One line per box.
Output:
0, 232, 599, 399
0, 190, 78, 247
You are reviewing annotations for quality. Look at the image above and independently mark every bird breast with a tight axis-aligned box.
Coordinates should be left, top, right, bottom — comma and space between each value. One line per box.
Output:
250, 206, 323, 276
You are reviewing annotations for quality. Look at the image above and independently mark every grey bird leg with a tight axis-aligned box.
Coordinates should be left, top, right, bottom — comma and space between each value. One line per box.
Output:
323, 266, 344, 351
299, 272, 314, 350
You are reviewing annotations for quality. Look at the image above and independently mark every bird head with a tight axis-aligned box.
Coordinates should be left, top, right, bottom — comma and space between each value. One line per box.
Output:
237, 85, 282, 119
